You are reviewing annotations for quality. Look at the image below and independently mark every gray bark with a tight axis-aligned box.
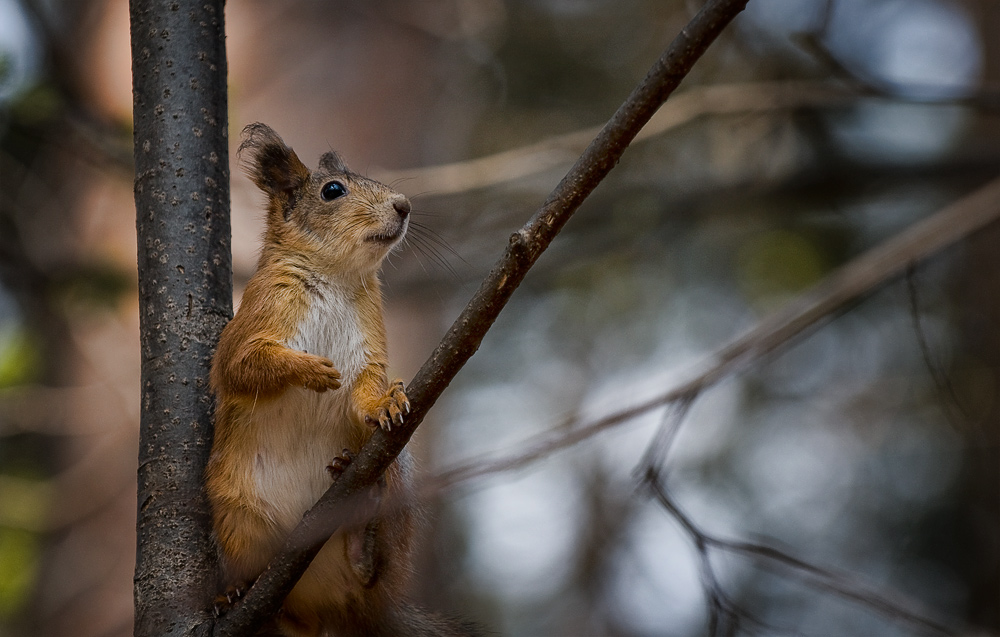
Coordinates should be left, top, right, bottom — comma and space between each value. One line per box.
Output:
129, 1, 231, 635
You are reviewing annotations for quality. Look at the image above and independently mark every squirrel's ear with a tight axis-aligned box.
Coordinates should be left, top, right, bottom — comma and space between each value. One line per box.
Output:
319, 150, 349, 174
239, 123, 310, 212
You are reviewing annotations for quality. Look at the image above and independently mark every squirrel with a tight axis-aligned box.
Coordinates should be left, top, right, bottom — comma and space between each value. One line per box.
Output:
205, 123, 474, 636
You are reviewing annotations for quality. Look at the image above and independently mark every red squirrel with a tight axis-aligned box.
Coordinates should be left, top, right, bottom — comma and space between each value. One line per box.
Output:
206, 124, 473, 636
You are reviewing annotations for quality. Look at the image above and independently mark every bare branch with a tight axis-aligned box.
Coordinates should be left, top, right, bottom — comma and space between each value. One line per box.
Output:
212, 1, 752, 633
637, 392, 699, 475
645, 474, 769, 636
428, 175, 1000, 492
906, 267, 975, 430
645, 471, 956, 636
376, 81, 856, 195
794, 8, 1000, 108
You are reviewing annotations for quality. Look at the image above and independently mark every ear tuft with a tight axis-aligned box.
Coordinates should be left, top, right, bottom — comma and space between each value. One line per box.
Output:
319, 150, 350, 174
238, 123, 310, 205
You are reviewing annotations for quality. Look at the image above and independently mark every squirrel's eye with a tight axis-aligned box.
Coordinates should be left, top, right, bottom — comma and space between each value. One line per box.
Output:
321, 181, 347, 201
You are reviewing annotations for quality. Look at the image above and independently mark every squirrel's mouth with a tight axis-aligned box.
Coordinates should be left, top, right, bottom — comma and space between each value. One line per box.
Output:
365, 224, 406, 245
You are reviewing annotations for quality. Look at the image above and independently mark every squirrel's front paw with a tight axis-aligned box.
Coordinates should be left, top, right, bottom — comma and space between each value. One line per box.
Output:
364, 379, 410, 431
298, 354, 342, 392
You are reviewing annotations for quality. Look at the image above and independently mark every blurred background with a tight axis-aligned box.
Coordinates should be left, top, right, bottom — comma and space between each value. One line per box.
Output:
1, 0, 998, 635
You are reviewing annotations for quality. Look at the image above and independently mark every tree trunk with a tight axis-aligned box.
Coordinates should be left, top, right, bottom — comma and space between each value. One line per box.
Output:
129, 1, 231, 635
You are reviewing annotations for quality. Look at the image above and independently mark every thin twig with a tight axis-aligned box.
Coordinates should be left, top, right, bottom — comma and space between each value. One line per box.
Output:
645, 471, 775, 637
636, 392, 699, 476
212, 1, 752, 634
428, 396, 670, 491
644, 470, 956, 636
905, 266, 972, 428
795, 3, 1000, 108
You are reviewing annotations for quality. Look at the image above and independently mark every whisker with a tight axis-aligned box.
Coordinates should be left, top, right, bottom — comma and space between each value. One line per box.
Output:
409, 222, 468, 265
401, 237, 432, 275
407, 233, 460, 279
388, 177, 417, 189
408, 230, 462, 268
384, 251, 400, 271
407, 190, 438, 200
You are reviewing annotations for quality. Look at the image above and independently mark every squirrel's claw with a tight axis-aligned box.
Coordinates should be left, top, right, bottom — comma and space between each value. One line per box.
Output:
213, 584, 245, 617
327, 448, 355, 478
365, 380, 409, 432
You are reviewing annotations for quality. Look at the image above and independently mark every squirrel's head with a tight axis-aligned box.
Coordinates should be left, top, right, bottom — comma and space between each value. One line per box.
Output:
238, 123, 410, 275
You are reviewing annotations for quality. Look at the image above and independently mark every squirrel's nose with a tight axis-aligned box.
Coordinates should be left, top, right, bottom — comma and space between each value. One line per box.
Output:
392, 196, 410, 219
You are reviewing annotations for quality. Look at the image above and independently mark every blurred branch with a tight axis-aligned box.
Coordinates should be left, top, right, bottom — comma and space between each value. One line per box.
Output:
0, 385, 94, 436
428, 174, 1000, 491
906, 266, 976, 432
16, 0, 133, 170
644, 470, 956, 636
646, 471, 770, 636
0, 153, 76, 381
376, 81, 855, 195
377, 17, 1000, 200
794, 11, 1000, 108
637, 393, 698, 473
62, 112, 134, 171
213, 1, 753, 633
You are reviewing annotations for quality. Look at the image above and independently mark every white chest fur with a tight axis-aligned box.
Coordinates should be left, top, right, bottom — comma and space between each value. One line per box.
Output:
287, 280, 368, 386
249, 280, 371, 529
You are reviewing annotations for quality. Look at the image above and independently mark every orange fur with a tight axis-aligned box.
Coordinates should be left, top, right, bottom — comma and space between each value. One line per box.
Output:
205, 124, 433, 636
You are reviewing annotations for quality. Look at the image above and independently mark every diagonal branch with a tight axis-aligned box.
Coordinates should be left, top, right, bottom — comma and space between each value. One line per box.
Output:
212, 0, 751, 633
